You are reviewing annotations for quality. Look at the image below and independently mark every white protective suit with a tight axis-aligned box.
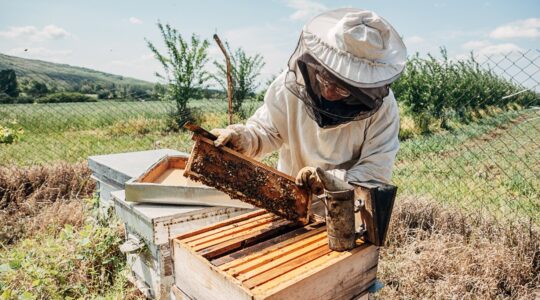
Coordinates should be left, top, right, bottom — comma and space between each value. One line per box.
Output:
229, 71, 400, 184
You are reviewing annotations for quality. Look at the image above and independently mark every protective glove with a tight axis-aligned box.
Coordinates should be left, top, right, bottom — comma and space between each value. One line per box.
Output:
210, 128, 245, 152
295, 166, 324, 195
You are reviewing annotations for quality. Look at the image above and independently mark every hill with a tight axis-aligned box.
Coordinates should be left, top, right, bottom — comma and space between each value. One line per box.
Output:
0, 53, 154, 92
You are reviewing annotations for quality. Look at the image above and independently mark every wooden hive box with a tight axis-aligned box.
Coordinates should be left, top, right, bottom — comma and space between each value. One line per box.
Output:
125, 154, 252, 208
172, 210, 379, 300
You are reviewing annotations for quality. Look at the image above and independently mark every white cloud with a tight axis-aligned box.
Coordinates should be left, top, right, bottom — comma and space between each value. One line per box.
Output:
129, 17, 143, 24
7, 47, 72, 62
459, 40, 523, 57
475, 43, 523, 55
489, 18, 540, 39
0, 25, 70, 41
404, 36, 425, 46
461, 40, 491, 50
284, 0, 327, 21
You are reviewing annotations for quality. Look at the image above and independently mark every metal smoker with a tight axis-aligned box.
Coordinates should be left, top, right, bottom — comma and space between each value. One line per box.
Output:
315, 168, 397, 251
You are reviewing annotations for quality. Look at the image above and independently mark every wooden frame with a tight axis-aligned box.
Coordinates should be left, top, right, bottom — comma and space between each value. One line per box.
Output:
124, 154, 252, 208
172, 210, 378, 300
184, 135, 311, 224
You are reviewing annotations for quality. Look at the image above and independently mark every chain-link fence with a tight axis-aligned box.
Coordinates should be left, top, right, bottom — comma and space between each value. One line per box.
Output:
1, 50, 538, 224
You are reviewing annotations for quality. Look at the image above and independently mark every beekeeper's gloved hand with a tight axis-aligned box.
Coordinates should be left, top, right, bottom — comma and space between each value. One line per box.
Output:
295, 166, 324, 195
210, 127, 245, 152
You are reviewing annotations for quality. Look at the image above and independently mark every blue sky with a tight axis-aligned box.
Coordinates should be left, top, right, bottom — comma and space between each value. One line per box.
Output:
0, 0, 538, 83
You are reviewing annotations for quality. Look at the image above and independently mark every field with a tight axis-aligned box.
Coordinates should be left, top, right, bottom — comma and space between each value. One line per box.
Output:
2, 100, 538, 221
0, 99, 538, 299
0, 100, 261, 165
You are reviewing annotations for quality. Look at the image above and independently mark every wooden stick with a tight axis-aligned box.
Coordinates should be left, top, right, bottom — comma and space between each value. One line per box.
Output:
213, 34, 233, 125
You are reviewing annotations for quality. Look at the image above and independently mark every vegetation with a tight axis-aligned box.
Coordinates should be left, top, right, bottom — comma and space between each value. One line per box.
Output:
37, 92, 96, 104
213, 43, 265, 114
392, 48, 539, 133
375, 196, 539, 299
146, 22, 210, 130
0, 69, 19, 97
25, 80, 48, 97
0, 121, 23, 144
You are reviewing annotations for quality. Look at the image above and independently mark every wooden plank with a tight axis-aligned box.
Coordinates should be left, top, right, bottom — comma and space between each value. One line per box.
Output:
236, 238, 329, 282
182, 213, 279, 243
184, 135, 311, 224
199, 219, 295, 259
226, 231, 327, 276
173, 240, 252, 300
140, 158, 169, 183
253, 244, 378, 300
215, 224, 326, 270
172, 210, 380, 300
243, 244, 332, 289
169, 156, 187, 169
174, 209, 266, 240
191, 216, 284, 251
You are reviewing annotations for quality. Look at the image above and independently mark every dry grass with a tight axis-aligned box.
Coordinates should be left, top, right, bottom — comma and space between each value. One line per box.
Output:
376, 196, 540, 299
0, 162, 94, 244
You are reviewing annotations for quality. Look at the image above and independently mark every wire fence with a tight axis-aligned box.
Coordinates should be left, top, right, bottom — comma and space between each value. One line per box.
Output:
0, 50, 538, 224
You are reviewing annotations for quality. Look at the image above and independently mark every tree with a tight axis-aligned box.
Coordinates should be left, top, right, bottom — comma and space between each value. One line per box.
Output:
146, 22, 210, 129
213, 43, 265, 113
255, 73, 278, 102
0, 69, 19, 97
26, 80, 49, 97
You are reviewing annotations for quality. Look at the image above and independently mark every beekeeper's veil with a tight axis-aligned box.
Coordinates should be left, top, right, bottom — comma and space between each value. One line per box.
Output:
285, 8, 407, 128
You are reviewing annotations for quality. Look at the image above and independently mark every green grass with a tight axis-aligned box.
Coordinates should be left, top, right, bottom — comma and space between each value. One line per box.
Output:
0, 99, 262, 165
0, 199, 138, 300
394, 108, 540, 222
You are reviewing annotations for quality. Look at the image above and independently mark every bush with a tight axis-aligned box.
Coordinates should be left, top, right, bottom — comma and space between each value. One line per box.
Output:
0, 93, 35, 104
0, 217, 131, 299
36, 92, 97, 104
392, 48, 540, 133
107, 117, 165, 137
0, 121, 24, 144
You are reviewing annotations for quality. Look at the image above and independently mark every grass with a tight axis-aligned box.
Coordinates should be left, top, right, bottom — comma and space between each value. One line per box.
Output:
0, 164, 140, 299
375, 196, 539, 299
0, 99, 262, 165
394, 107, 540, 222
0, 199, 141, 300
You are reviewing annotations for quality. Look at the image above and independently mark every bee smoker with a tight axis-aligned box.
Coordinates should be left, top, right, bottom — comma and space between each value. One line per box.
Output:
315, 168, 397, 251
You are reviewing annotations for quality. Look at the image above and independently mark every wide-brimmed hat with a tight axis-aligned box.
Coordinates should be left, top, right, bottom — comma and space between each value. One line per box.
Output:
301, 8, 407, 88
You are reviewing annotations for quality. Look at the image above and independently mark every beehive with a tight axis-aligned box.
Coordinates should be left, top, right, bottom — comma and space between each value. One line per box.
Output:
172, 210, 378, 300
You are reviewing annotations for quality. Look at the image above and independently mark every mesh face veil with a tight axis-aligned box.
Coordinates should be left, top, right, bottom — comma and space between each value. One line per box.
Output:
284, 32, 391, 128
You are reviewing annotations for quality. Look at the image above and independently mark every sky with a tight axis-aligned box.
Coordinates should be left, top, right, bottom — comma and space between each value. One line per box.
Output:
0, 0, 538, 84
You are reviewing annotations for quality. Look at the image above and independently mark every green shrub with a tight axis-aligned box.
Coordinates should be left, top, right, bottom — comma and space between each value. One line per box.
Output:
0, 121, 24, 144
0, 221, 127, 299
107, 117, 165, 137
392, 48, 539, 132
36, 92, 96, 104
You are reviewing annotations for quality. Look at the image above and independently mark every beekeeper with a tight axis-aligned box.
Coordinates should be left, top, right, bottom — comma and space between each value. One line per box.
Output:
211, 8, 406, 194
